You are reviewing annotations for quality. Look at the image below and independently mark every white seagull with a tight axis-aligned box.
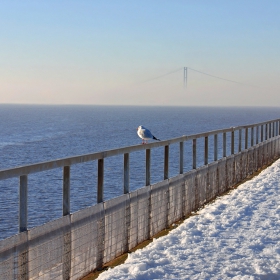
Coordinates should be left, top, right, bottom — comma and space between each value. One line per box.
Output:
137, 125, 160, 144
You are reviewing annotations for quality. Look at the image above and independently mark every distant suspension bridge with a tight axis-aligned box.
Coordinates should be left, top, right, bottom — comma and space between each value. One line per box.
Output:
142, 67, 261, 89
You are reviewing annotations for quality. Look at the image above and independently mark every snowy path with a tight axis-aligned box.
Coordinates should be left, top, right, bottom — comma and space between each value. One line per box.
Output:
97, 159, 280, 280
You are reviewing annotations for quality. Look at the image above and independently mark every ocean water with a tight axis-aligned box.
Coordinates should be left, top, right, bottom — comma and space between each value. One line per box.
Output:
0, 104, 279, 240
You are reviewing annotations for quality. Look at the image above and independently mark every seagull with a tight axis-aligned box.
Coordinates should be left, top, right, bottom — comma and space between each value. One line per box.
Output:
137, 125, 160, 144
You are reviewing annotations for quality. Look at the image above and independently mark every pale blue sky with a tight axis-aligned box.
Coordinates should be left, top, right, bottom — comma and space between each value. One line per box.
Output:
1, 0, 279, 106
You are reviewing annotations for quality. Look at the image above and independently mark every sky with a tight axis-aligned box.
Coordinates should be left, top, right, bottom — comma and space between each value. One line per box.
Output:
97, 159, 280, 279
1, 0, 280, 106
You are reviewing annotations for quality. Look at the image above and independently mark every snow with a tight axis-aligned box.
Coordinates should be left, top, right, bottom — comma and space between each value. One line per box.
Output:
97, 159, 280, 280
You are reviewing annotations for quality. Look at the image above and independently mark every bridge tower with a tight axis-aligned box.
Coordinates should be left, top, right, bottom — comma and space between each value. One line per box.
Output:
184, 67, 188, 88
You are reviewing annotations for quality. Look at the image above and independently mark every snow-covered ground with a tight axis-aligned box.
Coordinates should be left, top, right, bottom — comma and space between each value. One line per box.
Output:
97, 159, 280, 280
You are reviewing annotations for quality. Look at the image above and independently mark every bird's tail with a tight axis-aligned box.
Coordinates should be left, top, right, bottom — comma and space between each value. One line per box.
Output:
153, 136, 160, 141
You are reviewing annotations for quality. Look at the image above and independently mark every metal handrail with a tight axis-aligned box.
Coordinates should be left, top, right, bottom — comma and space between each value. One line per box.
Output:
0, 118, 279, 233
0, 118, 279, 179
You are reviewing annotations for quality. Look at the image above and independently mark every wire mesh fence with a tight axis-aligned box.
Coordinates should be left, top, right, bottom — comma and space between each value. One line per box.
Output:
0, 136, 279, 279
0, 123, 279, 279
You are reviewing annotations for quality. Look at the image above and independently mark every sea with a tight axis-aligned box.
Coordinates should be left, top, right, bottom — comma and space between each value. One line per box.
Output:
0, 104, 279, 240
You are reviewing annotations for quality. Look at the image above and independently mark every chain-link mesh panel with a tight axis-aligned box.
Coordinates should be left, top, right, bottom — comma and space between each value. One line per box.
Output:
234, 152, 242, 184
267, 140, 273, 165
150, 180, 169, 237
247, 148, 254, 175
270, 139, 274, 161
277, 138, 280, 157
272, 139, 277, 161
183, 170, 196, 216
226, 155, 235, 189
207, 162, 218, 202
28, 215, 70, 280
263, 142, 268, 166
103, 194, 129, 264
70, 203, 104, 279
268, 140, 272, 164
253, 147, 258, 172
276, 136, 280, 157
241, 150, 248, 180
258, 143, 264, 168
268, 140, 272, 165
255, 144, 261, 170
272, 140, 275, 160
278, 137, 280, 156
275, 138, 278, 156
217, 158, 227, 195
129, 186, 150, 250
0, 231, 28, 280
270, 139, 274, 163
196, 166, 208, 208
168, 175, 184, 226
0, 250, 14, 280
263, 141, 268, 165
273, 139, 277, 160
272, 139, 276, 161
266, 140, 270, 164
128, 190, 138, 250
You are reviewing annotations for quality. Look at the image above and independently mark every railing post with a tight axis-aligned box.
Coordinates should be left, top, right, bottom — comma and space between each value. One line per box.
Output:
251, 127, 254, 147
146, 149, 151, 186
239, 129, 242, 152
164, 145, 169, 180
19, 175, 28, 232
269, 123, 272, 138
204, 136, 208, 165
97, 159, 104, 203
223, 132, 226, 157
193, 139, 197, 169
214, 134, 218, 161
261, 125, 264, 142
231, 130, 234, 154
62, 167, 71, 280
245, 128, 248, 149
63, 166, 70, 216
179, 142, 184, 174
123, 153, 129, 194
123, 153, 130, 254
96, 159, 105, 273
19, 175, 28, 280
256, 126, 259, 144
265, 124, 268, 140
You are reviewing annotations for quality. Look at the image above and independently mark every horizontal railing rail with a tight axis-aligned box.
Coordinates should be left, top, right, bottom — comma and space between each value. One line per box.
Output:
0, 118, 279, 234
1, 118, 279, 179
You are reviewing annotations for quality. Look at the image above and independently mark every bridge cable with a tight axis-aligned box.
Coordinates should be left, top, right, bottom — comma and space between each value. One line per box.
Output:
187, 67, 261, 88
140, 68, 182, 83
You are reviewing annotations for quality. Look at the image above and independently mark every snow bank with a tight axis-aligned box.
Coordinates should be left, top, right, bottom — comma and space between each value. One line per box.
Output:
97, 159, 280, 279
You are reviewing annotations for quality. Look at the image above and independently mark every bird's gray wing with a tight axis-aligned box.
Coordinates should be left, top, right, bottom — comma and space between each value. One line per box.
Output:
143, 128, 153, 139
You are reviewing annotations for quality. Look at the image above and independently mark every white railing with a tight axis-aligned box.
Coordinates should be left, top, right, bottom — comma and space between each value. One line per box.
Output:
0, 119, 279, 279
